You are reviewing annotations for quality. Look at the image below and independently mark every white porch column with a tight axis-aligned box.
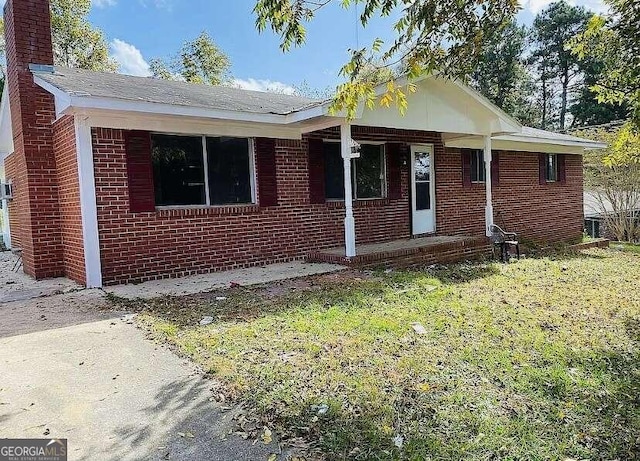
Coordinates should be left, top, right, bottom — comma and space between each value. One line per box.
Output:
341, 122, 356, 257
484, 135, 494, 237
0, 162, 10, 249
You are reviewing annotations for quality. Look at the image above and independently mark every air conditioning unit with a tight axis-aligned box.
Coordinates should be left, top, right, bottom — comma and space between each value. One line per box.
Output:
1, 182, 13, 200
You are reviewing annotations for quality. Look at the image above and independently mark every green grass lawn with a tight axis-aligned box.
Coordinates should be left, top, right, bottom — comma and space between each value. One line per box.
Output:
126, 249, 640, 460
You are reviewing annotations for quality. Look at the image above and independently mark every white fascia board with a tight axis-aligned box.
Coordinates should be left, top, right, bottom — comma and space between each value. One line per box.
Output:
446, 136, 586, 154
79, 109, 305, 140
33, 75, 72, 117
494, 134, 607, 150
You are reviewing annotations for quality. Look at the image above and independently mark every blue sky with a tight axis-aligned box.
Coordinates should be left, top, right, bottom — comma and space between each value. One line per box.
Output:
89, 0, 607, 94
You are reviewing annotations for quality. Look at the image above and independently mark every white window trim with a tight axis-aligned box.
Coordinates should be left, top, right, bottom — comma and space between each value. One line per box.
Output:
471, 149, 486, 184
151, 132, 257, 208
324, 139, 387, 200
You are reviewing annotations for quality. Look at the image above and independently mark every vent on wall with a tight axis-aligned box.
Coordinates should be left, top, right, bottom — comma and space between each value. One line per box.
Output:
1, 183, 13, 200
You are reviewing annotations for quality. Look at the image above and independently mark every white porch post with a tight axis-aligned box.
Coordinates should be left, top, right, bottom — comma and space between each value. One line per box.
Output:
341, 122, 356, 257
484, 135, 494, 237
0, 161, 10, 249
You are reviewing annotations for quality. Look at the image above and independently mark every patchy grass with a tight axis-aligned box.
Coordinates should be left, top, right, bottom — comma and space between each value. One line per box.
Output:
125, 250, 640, 460
611, 241, 640, 254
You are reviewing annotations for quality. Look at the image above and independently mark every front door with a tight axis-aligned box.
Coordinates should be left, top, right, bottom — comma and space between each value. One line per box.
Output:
411, 145, 435, 235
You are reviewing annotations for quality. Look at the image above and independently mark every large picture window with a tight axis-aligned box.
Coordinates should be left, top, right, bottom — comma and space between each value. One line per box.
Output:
324, 141, 386, 200
151, 134, 255, 207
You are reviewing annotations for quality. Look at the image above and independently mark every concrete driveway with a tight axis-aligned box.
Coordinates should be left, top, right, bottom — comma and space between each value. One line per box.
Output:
0, 252, 314, 460
0, 315, 281, 460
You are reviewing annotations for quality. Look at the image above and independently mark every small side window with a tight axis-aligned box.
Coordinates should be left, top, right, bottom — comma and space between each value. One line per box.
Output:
470, 150, 485, 183
546, 154, 558, 182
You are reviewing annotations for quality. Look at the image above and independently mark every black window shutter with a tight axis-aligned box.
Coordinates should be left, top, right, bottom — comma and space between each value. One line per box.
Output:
255, 137, 278, 207
558, 154, 567, 184
386, 143, 402, 199
491, 151, 500, 187
124, 130, 156, 213
539, 153, 547, 185
308, 138, 325, 204
462, 150, 472, 188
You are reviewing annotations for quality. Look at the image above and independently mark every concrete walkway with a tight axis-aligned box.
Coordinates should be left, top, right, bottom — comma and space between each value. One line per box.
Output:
0, 317, 285, 461
105, 261, 345, 299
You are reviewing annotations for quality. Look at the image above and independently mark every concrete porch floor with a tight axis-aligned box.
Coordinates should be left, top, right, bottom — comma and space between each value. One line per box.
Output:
308, 235, 491, 268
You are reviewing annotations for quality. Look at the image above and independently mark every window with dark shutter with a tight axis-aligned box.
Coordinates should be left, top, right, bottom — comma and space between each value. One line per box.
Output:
491, 151, 500, 187
254, 138, 278, 207
539, 153, 547, 185
557, 154, 567, 184
124, 130, 156, 213
462, 150, 472, 188
308, 138, 326, 204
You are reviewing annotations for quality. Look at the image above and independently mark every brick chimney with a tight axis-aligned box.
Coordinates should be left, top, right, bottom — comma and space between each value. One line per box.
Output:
4, 0, 64, 278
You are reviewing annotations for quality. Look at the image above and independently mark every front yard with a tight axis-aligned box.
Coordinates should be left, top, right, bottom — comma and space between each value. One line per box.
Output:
124, 249, 639, 460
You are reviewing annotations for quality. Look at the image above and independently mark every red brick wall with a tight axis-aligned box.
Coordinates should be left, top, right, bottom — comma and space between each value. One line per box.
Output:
438, 148, 584, 243
93, 126, 426, 285
52, 115, 86, 284
92, 126, 583, 285
4, 0, 64, 278
494, 150, 583, 243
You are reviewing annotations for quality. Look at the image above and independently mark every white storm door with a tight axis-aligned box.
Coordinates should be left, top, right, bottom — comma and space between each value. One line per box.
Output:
411, 145, 435, 235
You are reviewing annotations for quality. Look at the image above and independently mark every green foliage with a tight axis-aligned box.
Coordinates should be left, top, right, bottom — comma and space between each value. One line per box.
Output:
471, 21, 539, 124
254, 0, 520, 118
138, 253, 640, 459
150, 32, 231, 85
529, 0, 592, 130
570, 0, 640, 128
50, 0, 117, 72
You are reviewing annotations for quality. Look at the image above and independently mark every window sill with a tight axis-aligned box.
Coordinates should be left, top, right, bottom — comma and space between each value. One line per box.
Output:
325, 198, 394, 209
156, 204, 260, 217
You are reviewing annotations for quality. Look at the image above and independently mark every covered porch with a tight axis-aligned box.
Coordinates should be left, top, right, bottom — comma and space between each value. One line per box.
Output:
308, 235, 491, 269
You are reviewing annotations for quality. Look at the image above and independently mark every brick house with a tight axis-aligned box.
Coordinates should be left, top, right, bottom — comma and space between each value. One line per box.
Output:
0, 0, 605, 288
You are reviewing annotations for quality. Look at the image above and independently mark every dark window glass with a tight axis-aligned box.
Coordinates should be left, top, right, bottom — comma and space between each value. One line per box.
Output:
324, 142, 345, 200
151, 134, 206, 206
546, 154, 558, 182
416, 182, 431, 210
355, 144, 384, 198
323, 142, 386, 200
207, 137, 252, 205
471, 150, 485, 183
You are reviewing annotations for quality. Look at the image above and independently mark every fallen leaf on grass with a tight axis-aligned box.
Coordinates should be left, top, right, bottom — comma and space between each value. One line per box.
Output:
262, 427, 272, 444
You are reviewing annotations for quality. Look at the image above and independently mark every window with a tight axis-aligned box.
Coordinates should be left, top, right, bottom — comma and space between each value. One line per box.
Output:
470, 149, 485, 183
546, 154, 558, 182
323, 141, 386, 200
151, 134, 254, 207
584, 218, 601, 238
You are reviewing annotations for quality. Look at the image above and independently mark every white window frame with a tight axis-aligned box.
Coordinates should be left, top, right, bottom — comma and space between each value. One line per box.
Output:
470, 149, 485, 184
152, 132, 257, 209
546, 154, 558, 183
323, 139, 387, 201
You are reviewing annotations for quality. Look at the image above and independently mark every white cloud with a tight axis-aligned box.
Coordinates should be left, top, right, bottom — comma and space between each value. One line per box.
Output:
110, 39, 152, 77
520, 0, 608, 14
232, 78, 297, 95
92, 0, 117, 7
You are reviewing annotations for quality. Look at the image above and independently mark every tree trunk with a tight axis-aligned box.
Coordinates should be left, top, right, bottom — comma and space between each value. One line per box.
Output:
541, 77, 548, 129
560, 66, 569, 130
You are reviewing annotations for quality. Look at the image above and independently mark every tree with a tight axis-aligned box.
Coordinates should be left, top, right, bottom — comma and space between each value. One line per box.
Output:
529, 1, 592, 130
254, 0, 520, 117
50, 0, 117, 72
577, 124, 640, 242
471, 21, 538, 124
150, 32, 231, 85
569, 55, 629, 127
569, 0, 640, 128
